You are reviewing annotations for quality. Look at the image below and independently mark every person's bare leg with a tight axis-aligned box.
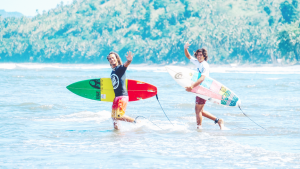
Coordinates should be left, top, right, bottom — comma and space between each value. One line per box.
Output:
202, 110, 216, 120
195, 104, 205, 129
202, 110, 224, 130
117, 115, 135, 123
112, 116, 135, 130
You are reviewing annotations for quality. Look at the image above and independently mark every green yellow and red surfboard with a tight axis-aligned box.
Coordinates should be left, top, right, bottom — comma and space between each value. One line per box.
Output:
66, 78, 157, 102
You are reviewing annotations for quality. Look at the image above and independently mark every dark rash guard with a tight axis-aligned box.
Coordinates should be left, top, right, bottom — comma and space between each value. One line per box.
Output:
110, 65, 128, 97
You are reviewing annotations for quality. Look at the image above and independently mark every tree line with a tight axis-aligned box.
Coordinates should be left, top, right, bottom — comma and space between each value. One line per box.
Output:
0, 0, 299, 64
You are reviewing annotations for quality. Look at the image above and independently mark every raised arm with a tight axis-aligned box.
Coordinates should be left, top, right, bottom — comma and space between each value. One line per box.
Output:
184, 42, 192, 60
185, 75, 206, 92
124, 51, 133, 67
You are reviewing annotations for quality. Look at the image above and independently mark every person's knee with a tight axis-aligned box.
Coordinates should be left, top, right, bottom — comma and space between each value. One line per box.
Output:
195, 110, 203, 116
111, 111, 125, 119
198, 111, 203, 116
195, 104, 204, 112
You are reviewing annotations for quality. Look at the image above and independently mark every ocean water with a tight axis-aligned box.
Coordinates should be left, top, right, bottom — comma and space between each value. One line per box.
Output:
1, 63, 300, 168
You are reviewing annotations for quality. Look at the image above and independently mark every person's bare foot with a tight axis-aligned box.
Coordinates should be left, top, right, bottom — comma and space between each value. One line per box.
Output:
113, 121, 120, 130
217, 119, 224, 130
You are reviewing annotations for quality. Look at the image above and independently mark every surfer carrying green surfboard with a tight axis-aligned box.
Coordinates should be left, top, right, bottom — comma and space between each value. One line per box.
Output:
107, 51, 135, 130
184, 42, 225, 130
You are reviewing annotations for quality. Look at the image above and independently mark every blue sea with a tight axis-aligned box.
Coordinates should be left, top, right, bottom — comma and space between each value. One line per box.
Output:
1, 63, 300, 168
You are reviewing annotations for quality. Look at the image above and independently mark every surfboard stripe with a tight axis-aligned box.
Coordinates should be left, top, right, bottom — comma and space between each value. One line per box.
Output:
229, 96, 239, 106
192, 85, 222, 100
66, 79, 101, 101
210, 80, 222, 93
201, 77, 213, 89
191, 73, 201, 82
191, 72, 214, 89
101, 78, 114, 102
219, 86, 227, 95
127, 79, 157, 101
100, 78, 129, 102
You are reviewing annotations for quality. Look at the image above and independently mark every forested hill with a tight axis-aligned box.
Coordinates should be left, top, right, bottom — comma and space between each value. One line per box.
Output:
0, 0, 300, 64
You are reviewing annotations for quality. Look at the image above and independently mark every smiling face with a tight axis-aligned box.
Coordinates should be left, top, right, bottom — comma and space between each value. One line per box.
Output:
108, 54, 118, 68
196, 51, 205, 63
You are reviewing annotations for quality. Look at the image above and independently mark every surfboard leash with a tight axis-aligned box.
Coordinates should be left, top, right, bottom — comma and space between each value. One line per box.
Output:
134, 116, 163, 130
156, 94, 174, 126
238, 105, 266, 130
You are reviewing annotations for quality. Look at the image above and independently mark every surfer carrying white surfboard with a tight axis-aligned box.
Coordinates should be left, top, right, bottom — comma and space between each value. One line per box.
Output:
107, 51, 135, 130
184, 42, 225, 130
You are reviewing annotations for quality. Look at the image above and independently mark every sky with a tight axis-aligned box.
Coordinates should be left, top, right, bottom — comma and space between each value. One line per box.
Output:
0, 0, 72, 16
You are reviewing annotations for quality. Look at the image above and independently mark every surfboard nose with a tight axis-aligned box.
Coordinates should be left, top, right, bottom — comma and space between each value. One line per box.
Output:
165, 66, 192, 88
165, 66, 176, 76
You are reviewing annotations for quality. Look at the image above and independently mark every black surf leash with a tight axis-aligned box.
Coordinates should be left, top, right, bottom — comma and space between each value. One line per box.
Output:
238, 105, 266, 130
156, 94, 174, 126
134, 116, 163, 130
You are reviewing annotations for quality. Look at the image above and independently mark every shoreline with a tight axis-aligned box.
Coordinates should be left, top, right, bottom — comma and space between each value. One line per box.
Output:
1, 62, 300, 74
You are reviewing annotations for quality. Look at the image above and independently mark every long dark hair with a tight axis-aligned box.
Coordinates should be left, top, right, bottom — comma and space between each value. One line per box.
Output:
194, 48, 208, 61
107, 52, 122, 66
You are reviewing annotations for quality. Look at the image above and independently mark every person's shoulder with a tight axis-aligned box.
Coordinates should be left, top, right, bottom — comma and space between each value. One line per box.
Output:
118, 64, 127, 71
190, 57, 197, 61
116, 65, 125, 69
190, 57, 198, 64
202, 61, 209, 67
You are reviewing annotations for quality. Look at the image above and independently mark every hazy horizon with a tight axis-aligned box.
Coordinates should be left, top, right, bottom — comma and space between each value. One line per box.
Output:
0, 0, 72, 16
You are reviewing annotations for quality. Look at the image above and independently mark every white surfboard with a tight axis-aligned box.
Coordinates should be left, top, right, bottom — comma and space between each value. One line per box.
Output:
165, 66, 241, 107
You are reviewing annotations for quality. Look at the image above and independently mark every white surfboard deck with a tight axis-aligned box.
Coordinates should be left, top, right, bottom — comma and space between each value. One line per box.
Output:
165, 66, 241, 107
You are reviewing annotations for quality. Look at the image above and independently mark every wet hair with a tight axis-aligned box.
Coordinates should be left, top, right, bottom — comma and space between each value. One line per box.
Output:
194, 48, 208, 61
107, 52, 122, 66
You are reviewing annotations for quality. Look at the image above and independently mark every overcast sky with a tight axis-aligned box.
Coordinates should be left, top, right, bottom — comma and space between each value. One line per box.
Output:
0, 0, 72, 16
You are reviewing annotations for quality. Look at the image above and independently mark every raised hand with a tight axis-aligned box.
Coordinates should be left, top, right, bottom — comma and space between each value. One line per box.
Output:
124, 51, 134, 67
184, 42, 190, 49
126, 51, 134, 61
